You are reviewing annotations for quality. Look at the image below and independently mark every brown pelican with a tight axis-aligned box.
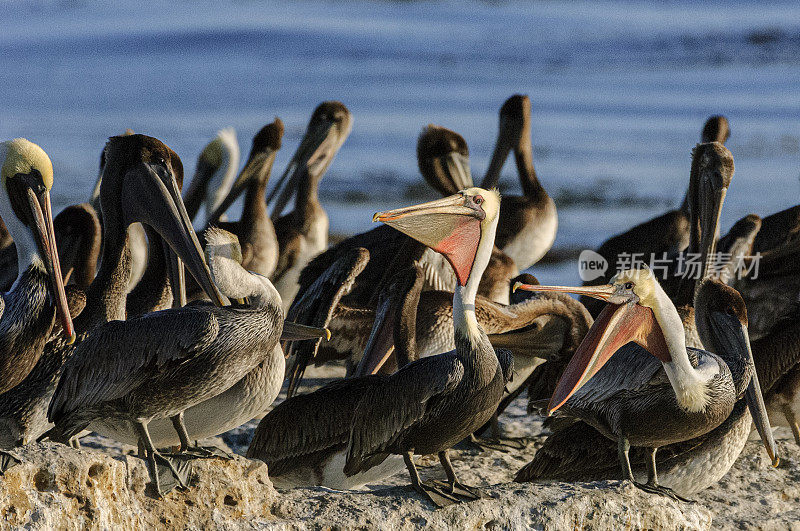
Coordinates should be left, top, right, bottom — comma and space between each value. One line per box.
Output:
181, 128, 240, 224
0, 139, 74, 392
0, 139, 74, 468
580, 116, 731, 316
417, 124, 473, 195
268, 102, 352, 309
480, 95, 557, 270
513, 269, 774, 500
516, 278, 782, 498
249, 188, 511, 506
205, 119, 283, 278
45, 224, 308, 496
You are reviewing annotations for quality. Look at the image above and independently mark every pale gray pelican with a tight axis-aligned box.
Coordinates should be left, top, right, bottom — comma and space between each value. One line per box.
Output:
513, 270, 776, 500
480, 95, 557, 270
182, 127, 240, 225
268, 102, 352, 309
249, 188, 512, 506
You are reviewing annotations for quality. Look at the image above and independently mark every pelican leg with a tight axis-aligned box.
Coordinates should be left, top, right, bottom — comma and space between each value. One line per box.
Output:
166, 412, 232, 460
630, 445, 693, 503
781, 404, 800, 446
0, 450, 21, 474
135, 420, 190, 498
68, 436, 81, 449
403, 451, 459, 508
434, 449, 481, 500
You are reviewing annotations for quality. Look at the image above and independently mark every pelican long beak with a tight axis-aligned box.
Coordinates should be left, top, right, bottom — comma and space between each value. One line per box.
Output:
514, 282, 615, 302
515, 283, 670, 414
698, 184, 728, 281
353, 295, 399, 377
25, 185, 75, 343
711, 314, 779, 466
207, 148, 278, 224
122, 163, 226, 306
373, 193, 484, 286
281, 321, 331, 341
267, 120, 339, 220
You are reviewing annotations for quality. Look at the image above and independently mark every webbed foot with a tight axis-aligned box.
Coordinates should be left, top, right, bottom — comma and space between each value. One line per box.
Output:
0, 450, 21, 474
434, 480, 482, 500
634, 481, 694, 503
410, 482, 461, 508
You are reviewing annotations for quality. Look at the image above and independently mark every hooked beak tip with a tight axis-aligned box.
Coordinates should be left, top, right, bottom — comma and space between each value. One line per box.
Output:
512, 281, 522, 293
65, 332, 76, 345
372, 212, 381, 223
324, 328, 331, 341
772, 456, 780, 468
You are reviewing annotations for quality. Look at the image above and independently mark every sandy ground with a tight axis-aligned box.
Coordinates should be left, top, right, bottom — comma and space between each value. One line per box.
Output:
80, 362, 800, 529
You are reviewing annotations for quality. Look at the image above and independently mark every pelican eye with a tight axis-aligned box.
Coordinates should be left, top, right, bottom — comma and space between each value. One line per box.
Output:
624, 282, 633, 290
474, 195, 484, 205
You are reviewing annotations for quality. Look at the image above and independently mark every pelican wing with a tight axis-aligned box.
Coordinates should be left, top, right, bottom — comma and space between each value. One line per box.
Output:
246, 375, 384, 476
344, 354, 464, 475
48, 305, 219, 423
284, 248, 369, 395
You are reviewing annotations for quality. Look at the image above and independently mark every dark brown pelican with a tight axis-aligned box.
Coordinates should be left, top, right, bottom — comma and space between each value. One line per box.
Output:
417, 124, 473, 195
249, 188, 511, 506
581, 116, 731, 316
181, 128, 240, 224
513, 269, 774, 500
480, 95, 557, 270
205, 120, 283, 278
269, 102, 353, 309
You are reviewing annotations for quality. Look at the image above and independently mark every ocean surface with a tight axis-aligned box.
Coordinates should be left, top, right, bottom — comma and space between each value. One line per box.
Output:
1, 0, 799, 284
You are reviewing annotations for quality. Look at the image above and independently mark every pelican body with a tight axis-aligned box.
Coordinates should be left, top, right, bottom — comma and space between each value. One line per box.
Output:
515, 269, 775, 498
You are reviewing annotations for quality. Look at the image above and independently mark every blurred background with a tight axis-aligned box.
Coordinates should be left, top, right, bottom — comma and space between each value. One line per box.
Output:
1, 0, 798, 284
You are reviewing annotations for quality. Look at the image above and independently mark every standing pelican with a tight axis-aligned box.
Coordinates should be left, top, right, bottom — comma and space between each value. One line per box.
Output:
205, 119, 283, 278
250, 188, 511, 506
513, 269, 775, 499
0, 139, 74, 468
581, 116, 731, 316
480, 95, 557, 270
0, 139, 74, 393
181, 127, 240, 224
268, 102, 352, 309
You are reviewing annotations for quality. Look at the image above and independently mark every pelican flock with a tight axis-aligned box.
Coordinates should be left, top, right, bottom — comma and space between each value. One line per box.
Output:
0, 98, 796, 522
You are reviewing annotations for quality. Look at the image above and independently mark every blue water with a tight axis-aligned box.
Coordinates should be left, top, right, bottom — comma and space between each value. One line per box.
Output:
2, 0, 799, 284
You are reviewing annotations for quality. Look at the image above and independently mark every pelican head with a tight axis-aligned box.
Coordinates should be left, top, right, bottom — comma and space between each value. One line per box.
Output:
690, 142, 734, 277
417, 125, 473, 196
515, 267, 683, 413
694, 278, 778, 466
701, 115, 730, 144
207, 119, 283, 224
99, 134, 225, 306
373, 187, 500, 287
268, 101, 352, 218
0, 138, 74, 343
